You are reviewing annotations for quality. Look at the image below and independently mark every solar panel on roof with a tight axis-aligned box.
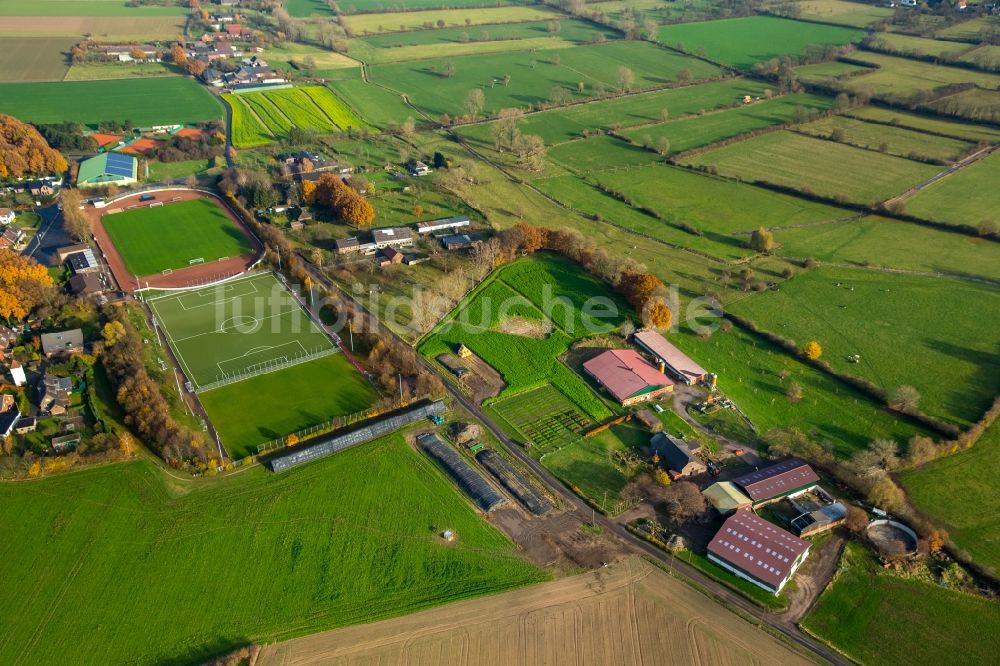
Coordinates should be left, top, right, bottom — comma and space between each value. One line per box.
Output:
104, 153, 135, 177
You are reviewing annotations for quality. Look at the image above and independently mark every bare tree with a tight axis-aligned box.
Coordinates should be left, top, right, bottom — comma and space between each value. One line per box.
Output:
890, 385, 921, 412
60, 188, 89, 242
464, 88, 485, 119
660, 481, 706, 525
616, 66, 635, 93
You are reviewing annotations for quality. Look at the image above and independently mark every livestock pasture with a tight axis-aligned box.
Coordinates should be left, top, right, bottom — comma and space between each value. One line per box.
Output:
727, 267, 1000, 426
199, 353, 378, 458
264, 43, 360, 77
681, 130, 943, 205
0, 77, 221, 125
845, 105, 1000, 143
367, 41, 721, 118
793, 60, 874, 82
546, 135, 661, 173
669, 323, 925, 457
226, 86, 369, 146
836, 52, 1000, 98
343, 6, 560, 35
0, 440, 544, 665
925, 87, 1000, 124
774, 0, 892, 27
460, 79, 772, 146
0, 36, 74, 82
869, 33, 975, 59
905, 149, 1000, 230
101, 198, 254, 277
935, 15, 1000, 40
774, 215, 1000, 282
358, 18, 615, 49
147, 272, 334, 391
796, 115, 976, 162
656, 16, 863, 69
902, 421, 1000, 574
803, 542, 1000, 666
587, 0, 717, 23
620, 92, 835, 154
259, 558, 812, 666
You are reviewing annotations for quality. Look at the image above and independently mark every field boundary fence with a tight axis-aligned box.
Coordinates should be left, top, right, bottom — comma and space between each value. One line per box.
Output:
253, 404, 384, 456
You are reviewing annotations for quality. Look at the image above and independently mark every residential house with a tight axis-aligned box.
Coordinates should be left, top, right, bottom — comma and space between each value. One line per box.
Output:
68, 273, 105, 296
38, 374, 73, 415
225, 23, 251, 39
40, 329, 84, 357
14, 416, 36, 435
65, 249, 100, 274
26, 180, 55, 196
201, 67, 225, 86
415, 215, 470, 234
0, 226, 24, 250
0, 398, 19, 439
0, 208, 15, 225
408, 160, 431, 177
632, 329, 708, 385
378, 247, 404, 266
9, 360, 26, 387
707, 510, 810, 595
649, 432, 706, 477
582, 349, 674, 406
732, 459, 820, 508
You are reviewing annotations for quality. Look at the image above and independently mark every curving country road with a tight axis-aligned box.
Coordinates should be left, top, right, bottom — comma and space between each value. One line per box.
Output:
296, 254, 846, 666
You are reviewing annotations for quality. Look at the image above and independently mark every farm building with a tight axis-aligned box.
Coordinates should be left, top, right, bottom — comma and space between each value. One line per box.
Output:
372, 227, 415, 249
703, 481, 753, 515
416, 215, 470, 234
707, 510, 810, 595
0, 208, 15, 225
418, 433, 506, 512
377, 247, 404, 266
632, 329, 708, 385
649, 432, 706, 477
77, 153, 138, 188
733, 458, 820, 508
791, 502, 848, 538
441, 233, 484, 251
40, 329, 84, 357
583, 349, 674, 406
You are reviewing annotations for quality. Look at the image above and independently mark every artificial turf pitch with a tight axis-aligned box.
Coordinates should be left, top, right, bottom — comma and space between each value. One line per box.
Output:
102, 198, 254, 277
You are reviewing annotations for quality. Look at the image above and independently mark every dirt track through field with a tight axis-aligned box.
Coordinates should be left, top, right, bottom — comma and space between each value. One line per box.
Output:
257, 557, 812, 666
86, 189, 262, 292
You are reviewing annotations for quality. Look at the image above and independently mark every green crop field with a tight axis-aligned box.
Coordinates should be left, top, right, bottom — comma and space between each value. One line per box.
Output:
905, 150, 1000, 230
777, 0, 892, 27
796, 115, 976, 162
0, 440, 545, 665
367, 41, 721, 118
0, 36, 75, 82
343, 6, 559, 34
774, 215, 1000, 282
492, 384, 594, 451
460, 79, 770, 147
199, 353, 378, 458
147, 273, 335, 390
845, 106, 1000, 143
595, 164, 850, 235
681, 130, 943, 205
327, 79, 415, 127
657, 16, 863, 69
226, 86, 368, 146
0, 77, 221, 126
803, 542, 1000, 665
728, 267, 1000, 426
903, 421, 1000, 573
621, 93, 834, 155
670, 323, 925, 457
103, 198, 253, 277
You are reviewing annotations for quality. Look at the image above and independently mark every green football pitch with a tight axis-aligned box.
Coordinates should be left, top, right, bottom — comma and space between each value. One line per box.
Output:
102, 197, 254, 277
147, 272, 335, 390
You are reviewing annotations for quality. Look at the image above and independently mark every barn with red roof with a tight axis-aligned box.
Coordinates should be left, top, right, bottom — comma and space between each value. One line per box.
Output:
582, 349, 673, 406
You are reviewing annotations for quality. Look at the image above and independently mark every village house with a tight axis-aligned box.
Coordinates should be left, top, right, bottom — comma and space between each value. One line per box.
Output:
377, 247, 405, 266
408, 160, 431, 177
65, 249, 100, 274
0, 226, 24, 250
40, 329, 84, 357
582, 349, 674, 406
707, 510, 810, 595
0, 396, 20, 439
649, 432, 706, 478
0, 208, 16, 225
9, 359, 27, 387
13, 416, 36, 435
38, 374, 73, 415
68, 273, 106, 296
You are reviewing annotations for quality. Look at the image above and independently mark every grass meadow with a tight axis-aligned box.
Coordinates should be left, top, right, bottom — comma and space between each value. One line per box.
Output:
837, 52, 1000, 98
870, 32, 975, 59
657, 16, 863, 69
926, 87, 1000, 124
336, 0, 532, 11
343, 6, 558, 34
902, 421, 1000, 574
0, 77, 221, 126
546, 135, 661, 173
200, 353, 379, 458
905, 150, 1000, 230
459, 79, 769, 146
803, 542, 1000, 665
728, 267, 1000, 426
681, 130, 943, 205
845, 106, 1000, 143
782, 0, 893, 27
103, 198, 253, 276
327, 79, 416, 127
620, 93, 834, 154
670, 323, 925, 457
0, 439, 545, 665
796, 115, 976, 162
368, 41, 721, 118
774, 216, 1000, 283
284, 0, 335, 18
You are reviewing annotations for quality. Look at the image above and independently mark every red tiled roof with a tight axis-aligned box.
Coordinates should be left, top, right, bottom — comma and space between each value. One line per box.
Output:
708, 511, 810, 590
733, 459, 820, 502
583, 349, 672, 403
633, 329, 707, 381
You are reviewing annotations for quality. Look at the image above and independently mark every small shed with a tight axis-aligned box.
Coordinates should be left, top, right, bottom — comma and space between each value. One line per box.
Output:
703, 481, 753, 515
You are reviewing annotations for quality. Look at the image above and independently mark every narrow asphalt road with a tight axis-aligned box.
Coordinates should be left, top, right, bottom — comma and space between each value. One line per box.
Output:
298, 256, 846, 666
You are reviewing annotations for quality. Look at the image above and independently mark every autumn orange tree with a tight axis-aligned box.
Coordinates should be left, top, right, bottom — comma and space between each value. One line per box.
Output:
0, 114, 68, 179
311, 173, 375, 227
803, 340, 823, 360
0, 250, 54, 320
644, 299, 672, 329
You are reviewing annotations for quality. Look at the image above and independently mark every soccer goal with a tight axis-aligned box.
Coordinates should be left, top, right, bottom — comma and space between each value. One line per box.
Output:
189, 257, 205, 265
